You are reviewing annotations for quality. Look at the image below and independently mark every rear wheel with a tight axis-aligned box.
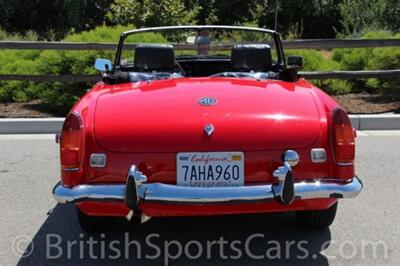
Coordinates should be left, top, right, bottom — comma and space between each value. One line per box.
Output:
296, 202, 338, 229
76, 207, 117, 233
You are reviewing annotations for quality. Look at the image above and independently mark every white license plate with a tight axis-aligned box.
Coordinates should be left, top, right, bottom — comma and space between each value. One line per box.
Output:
177, 152, 244, 187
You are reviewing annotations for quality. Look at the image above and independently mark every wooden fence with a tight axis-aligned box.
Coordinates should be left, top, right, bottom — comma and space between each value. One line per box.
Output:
1, 38, 400, 50
0, 39, 399, 82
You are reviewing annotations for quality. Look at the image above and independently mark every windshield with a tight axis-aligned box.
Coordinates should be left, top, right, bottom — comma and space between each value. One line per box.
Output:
114, 26, 284, 69
103, 26, 288, 83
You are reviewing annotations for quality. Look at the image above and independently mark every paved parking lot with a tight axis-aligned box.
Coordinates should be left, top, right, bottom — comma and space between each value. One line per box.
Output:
0, 132, 399, 265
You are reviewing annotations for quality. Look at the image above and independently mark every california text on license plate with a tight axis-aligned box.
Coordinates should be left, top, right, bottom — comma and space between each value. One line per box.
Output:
177, 152, 244, 187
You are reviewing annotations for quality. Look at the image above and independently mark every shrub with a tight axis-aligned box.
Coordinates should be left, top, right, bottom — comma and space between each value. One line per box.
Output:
285, 49, 351, 95
0, 28, 399, 115
0, 25, 167, 115
35, 25, 166, 115
332, 31, 400, 94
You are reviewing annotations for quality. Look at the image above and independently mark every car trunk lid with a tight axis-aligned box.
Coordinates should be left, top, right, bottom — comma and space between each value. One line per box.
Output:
94, 78, 322, 152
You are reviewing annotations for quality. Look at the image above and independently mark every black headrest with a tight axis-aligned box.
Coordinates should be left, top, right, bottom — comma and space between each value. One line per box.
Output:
134, 44, 175, 71
231, 44, 272, 72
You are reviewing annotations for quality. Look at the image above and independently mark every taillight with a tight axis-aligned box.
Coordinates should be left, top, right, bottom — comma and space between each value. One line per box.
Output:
60, 113, 84, 170
332, 108, 355, 164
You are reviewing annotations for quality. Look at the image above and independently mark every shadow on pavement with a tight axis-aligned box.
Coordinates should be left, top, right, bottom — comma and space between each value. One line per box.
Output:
18, 204, 331, 266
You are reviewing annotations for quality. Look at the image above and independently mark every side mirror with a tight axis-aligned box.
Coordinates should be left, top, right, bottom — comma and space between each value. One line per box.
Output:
287, 55, 303, 69
94, 58, 113, 72
280, 68, 299, 82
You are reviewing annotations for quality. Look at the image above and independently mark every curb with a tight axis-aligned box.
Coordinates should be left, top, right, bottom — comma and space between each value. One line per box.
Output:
0, 115, 399, 134
0, 118, 64, 134
349, 114, 400, 130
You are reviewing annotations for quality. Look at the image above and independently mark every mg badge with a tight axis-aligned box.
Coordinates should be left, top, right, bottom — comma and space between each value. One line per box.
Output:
204, 124, 215, 136
198, 97, 217, 106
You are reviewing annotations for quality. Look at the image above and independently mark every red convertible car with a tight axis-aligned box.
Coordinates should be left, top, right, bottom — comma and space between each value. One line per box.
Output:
53, 26, 362, 232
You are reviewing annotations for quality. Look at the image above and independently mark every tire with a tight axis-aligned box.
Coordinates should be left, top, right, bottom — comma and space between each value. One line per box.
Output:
76, 207, 116, 233
296, 202, 338, 229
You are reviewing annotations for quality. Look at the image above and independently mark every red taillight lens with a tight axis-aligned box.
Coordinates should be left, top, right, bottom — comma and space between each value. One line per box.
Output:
60, 113, 84, 170
332, 108, 355, 163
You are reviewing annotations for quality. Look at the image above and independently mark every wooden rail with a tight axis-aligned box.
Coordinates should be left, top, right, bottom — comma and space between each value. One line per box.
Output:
0, 70, 399, 83
0, 74, 99, 82
0, 39, 398, 82
300, 70, 400, 79
281, 39, 400, 49
0, 38, 399, 50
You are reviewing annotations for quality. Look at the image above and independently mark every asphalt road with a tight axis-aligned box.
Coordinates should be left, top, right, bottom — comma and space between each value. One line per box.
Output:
0, 131, 399, 266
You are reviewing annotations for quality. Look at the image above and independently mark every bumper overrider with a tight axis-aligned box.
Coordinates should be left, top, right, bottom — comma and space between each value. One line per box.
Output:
53, 162, 363, 209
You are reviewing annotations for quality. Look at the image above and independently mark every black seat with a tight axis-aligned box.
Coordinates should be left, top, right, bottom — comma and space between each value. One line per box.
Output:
134, 44, 176, 72
231, 44, 272, 72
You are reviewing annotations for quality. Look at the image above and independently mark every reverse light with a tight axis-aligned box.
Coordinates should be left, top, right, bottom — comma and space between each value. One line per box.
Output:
311, 148, 327, 163
60, 113, 84, 170
90, 153, 107, 168
332, 108, 355, 164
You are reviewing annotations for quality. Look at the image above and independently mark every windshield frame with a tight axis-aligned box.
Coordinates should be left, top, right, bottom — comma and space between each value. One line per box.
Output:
112, 25, 286, 72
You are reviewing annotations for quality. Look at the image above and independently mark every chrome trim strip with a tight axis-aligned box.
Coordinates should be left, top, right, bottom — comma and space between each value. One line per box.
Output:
53, 176, 363, 205
61, 167, 81, 172
142, 183, 275, 204
336, 162, 354, 166
122, 25, 277, 36
52, 181, 125, 204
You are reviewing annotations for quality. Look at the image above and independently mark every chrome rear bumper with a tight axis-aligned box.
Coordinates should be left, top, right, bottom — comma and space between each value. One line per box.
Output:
53, 165, 363, 206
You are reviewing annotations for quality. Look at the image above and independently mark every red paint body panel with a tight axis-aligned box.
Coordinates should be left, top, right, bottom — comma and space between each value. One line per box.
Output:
84, 150, 331, 185
62, 77, 354, 216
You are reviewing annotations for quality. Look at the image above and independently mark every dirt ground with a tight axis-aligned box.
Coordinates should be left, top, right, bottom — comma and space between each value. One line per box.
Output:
0, 100, 55, 118
0, 93, 399, 118
333, 93, 400, 114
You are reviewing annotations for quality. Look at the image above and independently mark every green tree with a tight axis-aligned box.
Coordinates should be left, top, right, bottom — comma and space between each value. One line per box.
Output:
340, 0, 385, 35
106, 0, 199, 27
0, 0, 110, 40
105, 0, 145, 26
382, 0, 400, 32
257, 0, 343, 38
200, 0, 258, 25
339, 0, 400, 36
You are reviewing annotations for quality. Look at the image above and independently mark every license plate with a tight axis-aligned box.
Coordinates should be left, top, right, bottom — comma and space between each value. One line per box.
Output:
177, 152, 244, 187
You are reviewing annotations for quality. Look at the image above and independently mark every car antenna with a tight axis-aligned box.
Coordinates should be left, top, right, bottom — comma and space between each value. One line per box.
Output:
274, 0, 278, 31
